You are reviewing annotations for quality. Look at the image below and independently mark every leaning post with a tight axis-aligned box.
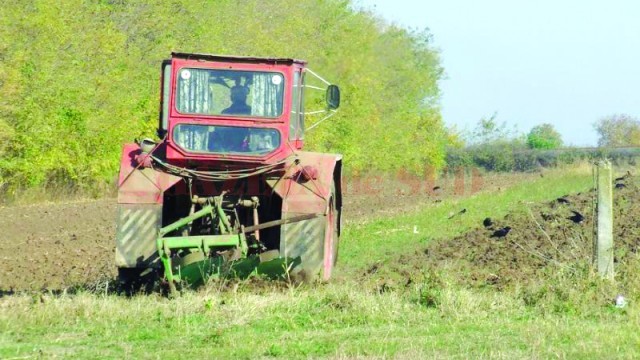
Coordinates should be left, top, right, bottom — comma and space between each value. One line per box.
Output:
594, 160, 614, 280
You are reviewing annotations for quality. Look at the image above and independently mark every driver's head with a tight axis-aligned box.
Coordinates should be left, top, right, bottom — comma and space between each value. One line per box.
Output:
230, 85, 249, 104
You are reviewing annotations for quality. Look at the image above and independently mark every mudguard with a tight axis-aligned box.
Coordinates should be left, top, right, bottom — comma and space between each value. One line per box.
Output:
115, 143, 182, 267
268, 151, 343, 279
117, 143, 182, 204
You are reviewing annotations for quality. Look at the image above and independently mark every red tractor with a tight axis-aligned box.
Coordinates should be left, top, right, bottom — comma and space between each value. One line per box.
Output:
115, 53, 342, 293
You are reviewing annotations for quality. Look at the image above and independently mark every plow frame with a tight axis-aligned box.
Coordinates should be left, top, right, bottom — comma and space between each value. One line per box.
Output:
156, 195, 247, 292
155, 192, 320, 294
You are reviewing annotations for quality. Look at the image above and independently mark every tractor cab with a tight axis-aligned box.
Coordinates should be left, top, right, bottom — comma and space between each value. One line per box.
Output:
158, 53, 340, 167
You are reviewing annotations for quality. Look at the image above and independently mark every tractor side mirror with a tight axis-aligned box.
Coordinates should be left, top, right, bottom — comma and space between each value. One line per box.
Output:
326, 85, 340, 110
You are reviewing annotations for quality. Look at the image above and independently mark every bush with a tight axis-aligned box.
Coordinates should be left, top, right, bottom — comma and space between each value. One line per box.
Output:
527, 123, 563, 149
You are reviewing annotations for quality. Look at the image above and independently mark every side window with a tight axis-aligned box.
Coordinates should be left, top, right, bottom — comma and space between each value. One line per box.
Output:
289, 71, 301, 141
298, 72, 305, 139
159, 61, 171, 137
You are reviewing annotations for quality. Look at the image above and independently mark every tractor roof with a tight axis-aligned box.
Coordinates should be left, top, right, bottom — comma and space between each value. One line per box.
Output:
171, 52, 307, 66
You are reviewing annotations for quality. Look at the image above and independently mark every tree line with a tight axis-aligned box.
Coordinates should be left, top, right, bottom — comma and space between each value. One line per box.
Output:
447, 113, 640, 172
0, 0, 446, 194
1, 0, 636, 195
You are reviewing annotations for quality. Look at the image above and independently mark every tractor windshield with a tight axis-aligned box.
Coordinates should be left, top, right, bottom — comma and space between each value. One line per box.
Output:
175, 68, 284, 118
173, 124, 280, 155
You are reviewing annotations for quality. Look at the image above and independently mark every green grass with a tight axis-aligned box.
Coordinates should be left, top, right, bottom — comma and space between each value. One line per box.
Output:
1, 288, 639, 359
3, 166, 640, 359
342, 166, 594, 271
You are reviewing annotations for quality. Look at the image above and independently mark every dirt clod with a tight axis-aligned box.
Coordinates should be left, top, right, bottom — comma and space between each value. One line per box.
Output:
374, 175, 640, 289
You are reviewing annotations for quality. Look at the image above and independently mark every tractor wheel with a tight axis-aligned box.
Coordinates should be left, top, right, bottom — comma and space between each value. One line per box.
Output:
322, 182, 339, 280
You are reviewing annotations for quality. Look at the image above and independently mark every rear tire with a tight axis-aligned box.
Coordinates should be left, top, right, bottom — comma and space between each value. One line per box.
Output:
322, 182, 340, 280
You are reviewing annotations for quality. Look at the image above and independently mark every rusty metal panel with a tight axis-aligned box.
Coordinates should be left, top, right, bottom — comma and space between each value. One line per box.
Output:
280, 212, 326, 276
115, 204, 162, 268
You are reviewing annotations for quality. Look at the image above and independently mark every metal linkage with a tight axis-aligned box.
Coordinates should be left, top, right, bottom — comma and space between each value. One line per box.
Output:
156, 192, 321, 295
156, 194, 248, 294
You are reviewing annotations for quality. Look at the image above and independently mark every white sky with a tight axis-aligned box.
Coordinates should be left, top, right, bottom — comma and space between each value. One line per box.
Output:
358, 0, 640, 146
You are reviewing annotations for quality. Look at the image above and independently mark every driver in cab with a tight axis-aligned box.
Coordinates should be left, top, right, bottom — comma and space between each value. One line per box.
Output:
222, 85, 252, 115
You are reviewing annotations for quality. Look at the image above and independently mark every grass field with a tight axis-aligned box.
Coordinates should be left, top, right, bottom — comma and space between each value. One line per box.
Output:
2, 166, 640, 359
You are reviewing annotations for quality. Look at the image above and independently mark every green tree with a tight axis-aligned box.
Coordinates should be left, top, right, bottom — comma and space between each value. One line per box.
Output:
0, 0, 449, 194
447, 115, 526, 172
527, 123, 563, 149
593, 114, 640, 147
468, 112, 521, 145
471, 113, 504, 144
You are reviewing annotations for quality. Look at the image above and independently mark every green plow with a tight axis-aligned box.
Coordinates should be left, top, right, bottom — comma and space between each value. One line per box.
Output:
156, 194, 305, 295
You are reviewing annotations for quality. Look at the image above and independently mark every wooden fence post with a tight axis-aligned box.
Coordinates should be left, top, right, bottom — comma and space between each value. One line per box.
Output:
595, 160, 614, 280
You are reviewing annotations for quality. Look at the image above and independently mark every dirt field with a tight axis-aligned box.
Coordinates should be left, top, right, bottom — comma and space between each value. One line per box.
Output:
0, 199, 116, 292
371, 172, 640, 290
0, 171, 553, 293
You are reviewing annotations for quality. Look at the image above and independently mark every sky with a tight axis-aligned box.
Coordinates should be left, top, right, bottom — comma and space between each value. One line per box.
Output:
358, 0, 640, 146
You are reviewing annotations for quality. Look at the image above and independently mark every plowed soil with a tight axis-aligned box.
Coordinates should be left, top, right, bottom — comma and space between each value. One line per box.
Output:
372, 174, 640, 290
0, 171, 568, 293
0, 200, 116, 292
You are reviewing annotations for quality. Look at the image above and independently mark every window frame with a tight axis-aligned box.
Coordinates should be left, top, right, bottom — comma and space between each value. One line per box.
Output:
171, 123, 282, 156
173, 67, 287, 119
289, 71, 301, 141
